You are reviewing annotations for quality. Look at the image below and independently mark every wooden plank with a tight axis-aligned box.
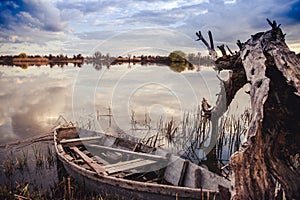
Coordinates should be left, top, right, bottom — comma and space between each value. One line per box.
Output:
93, 155, 110, 165
86, 144, 167, 161
64, 153, 75, 162
57, 144, 64, 153
183, 162, 230, 190
197, 164, 230, 191
105, 159, 157, 175
106, 159, 156, 174
56, 127, 78, 140
164, 155, 189, 186
183, 162, 202, 188
105, 158, 143, 169
70, 146, 106, 175
60, 136, 103, 144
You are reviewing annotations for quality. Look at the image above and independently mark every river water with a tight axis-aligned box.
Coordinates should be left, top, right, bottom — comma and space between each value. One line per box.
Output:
0, 63, 250, 195
0, 63, 216, 143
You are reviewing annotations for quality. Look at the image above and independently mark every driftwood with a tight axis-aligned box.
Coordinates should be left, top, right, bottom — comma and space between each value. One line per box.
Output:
196, 19, 300, 199
0, 134, 53, 148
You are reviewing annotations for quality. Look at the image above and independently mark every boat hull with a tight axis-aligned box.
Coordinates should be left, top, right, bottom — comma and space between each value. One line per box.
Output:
58, 156, 219, 200
54, 126, 223, 200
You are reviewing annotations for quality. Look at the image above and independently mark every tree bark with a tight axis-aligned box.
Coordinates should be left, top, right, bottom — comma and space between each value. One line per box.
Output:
197, 20, 300, 199
230, 23, 300, 200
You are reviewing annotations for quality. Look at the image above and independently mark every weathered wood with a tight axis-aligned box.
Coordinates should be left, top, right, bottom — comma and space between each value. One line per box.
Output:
114, 138, 155, 153
232, 22, 300, 199
105, 159, 157, 174
208, 31, 214, 50
56, 144, 64, 153
70, 146, 106, 175
183, 161, 201, 188
196, 31, 218, 60
56, 127, 79, 141
54, 126, 222, 199
236, 40, 243, 50
217, 44, 227, 57
64, 153, 75, 161
60, 136, 103, 144
93, 155, 110, 165
230, 20, 300, 199
164, 155, 189, 186
218, 185, 231, 200
196, 31, 210, 48
197, 19, 300, 199
226, 45, 234, 55
86, 144, 167, 161
183, 162, 230, 191
105, 158, 144, 169
199, 164, 230, 191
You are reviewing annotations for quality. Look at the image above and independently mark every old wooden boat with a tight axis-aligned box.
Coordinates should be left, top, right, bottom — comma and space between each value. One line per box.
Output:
54, 124, 230, 200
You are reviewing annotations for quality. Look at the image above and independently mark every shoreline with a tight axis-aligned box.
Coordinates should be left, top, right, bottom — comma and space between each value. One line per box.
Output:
0, 57, 84, 66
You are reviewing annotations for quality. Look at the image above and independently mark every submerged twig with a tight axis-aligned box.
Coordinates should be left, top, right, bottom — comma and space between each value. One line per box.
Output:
0, 134, 53, 148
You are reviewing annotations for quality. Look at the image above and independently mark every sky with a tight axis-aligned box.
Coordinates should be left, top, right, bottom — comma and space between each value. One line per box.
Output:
0, 0, 299, 57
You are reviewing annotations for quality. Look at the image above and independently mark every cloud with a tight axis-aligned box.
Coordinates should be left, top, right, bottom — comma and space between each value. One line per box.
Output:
175, 0, 300, 53
56, 0, 208, 30
69, 27, 204, 56
67, 0, 299, 53
0, 0, 66, 45
0, 0, 299, 55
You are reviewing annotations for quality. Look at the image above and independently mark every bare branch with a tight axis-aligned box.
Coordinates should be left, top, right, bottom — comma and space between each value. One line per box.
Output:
226, 45, 234, 55
195, 31, 210, 48
217, 44, 227, 57
236, 40, 243, 50
266, 18, 281, 30
208, 31, 214, 50
196, 31, 218, 60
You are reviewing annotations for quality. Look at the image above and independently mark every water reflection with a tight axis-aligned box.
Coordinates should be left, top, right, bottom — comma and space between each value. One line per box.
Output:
72, 64, 218, 136
0, 66, 75, 144
0, 62, 251, 195
0, 63, 250, 145
168, 62, 194, 73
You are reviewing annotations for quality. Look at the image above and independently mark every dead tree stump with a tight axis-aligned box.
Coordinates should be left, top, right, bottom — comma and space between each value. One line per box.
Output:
196, 19, 300, 199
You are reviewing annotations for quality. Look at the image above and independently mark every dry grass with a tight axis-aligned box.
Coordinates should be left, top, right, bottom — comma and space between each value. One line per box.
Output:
15, 150, 28, 171
32, 145, 44, 169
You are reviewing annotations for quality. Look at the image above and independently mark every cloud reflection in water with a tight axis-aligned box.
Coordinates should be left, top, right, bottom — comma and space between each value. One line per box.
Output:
0, 64, 249, 144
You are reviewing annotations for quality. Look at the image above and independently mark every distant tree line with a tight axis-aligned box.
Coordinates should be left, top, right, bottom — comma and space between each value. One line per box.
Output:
0, 53, 84, 60
83, 50, 215, 72
0, 50, 215, 70
168, 50, 214, 65
84, 51, 117, 70
0, 52, 84, 68
85, 51, 115, 63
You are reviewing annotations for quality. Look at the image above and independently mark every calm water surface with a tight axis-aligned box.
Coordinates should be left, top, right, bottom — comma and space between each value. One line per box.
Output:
0, 63, 231, 144
0, 63, 250, 193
